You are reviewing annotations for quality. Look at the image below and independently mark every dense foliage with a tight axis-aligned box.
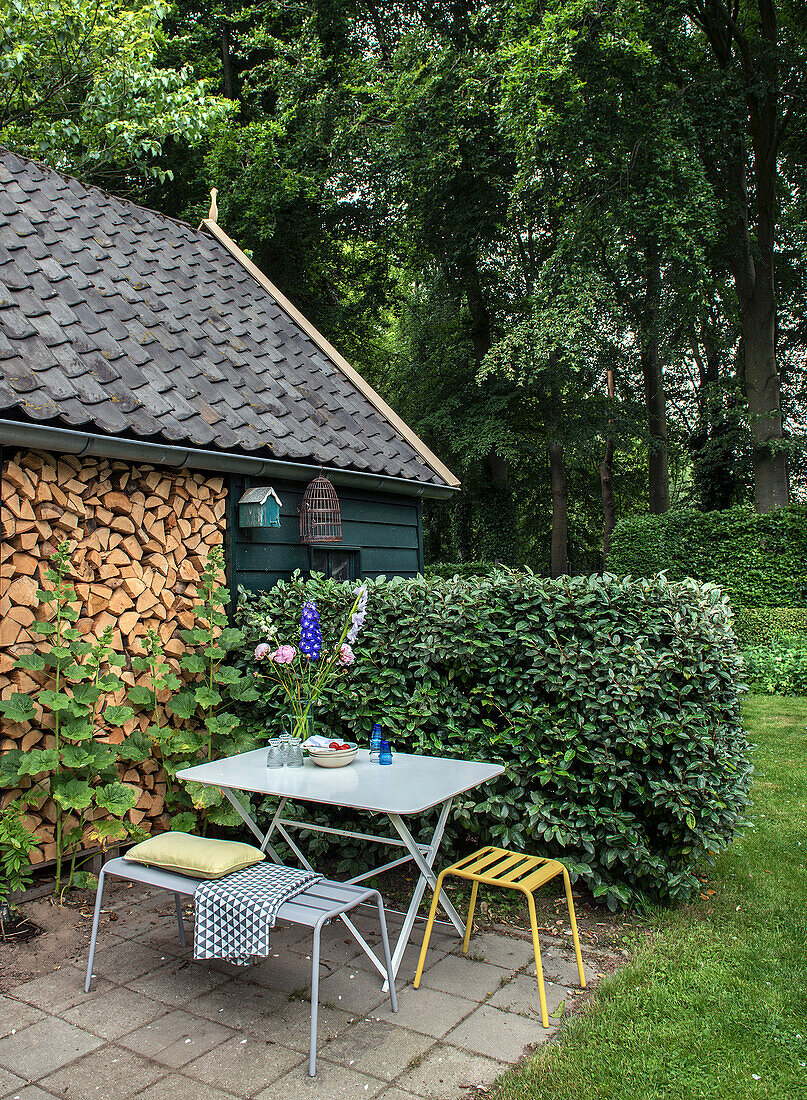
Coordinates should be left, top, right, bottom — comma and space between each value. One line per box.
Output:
734, 607, 807, 647
609, 505, 807, 607
237, 572, 751, 908
743, 640, 807, 696
5, 1, 804, 568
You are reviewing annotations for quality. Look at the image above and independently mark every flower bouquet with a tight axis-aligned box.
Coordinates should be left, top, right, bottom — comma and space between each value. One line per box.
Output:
254, 586, 367, 740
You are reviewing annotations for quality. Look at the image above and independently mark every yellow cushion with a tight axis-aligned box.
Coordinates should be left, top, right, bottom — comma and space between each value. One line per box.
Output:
123, 832, 265, 879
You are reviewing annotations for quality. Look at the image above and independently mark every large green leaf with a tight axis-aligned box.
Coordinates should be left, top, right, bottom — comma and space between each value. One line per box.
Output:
0, 693, 36, 723
52, 777, 94, 812
95, 782, 138, 817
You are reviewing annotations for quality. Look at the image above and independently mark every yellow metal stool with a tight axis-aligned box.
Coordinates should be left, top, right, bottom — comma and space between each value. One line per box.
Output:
413, 846, 586, 1027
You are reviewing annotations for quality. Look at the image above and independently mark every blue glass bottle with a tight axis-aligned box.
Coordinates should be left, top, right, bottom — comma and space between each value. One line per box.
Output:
379, 740, 392, 765
370, 723, 382, 762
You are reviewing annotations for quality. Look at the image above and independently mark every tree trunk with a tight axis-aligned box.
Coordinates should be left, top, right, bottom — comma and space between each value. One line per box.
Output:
548, 440, 568, 578
600, 369, 616, 566
641, 241, 670, 513
693, 0, 790, 511
221, 24, 235, 99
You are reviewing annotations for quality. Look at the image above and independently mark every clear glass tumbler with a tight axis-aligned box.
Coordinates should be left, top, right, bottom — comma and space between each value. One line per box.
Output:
286, 738, 305, 768
266, 739, 284, 768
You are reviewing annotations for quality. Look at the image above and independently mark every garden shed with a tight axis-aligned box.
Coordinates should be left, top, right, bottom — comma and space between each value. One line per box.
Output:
0, 149, 458, 860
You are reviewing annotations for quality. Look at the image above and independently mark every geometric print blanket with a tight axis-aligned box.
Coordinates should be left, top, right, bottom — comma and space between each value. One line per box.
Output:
194, 863, 322, 966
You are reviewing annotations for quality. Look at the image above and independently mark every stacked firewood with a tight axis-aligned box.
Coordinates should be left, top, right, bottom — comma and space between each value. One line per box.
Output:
0, 449, 227, 862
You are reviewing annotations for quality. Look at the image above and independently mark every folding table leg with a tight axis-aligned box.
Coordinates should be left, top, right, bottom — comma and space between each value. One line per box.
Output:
386, 801, 465, 986
85, 868, 107, 993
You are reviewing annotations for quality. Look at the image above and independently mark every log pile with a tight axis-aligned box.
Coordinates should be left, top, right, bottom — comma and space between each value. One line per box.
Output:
0, 449, 227, 863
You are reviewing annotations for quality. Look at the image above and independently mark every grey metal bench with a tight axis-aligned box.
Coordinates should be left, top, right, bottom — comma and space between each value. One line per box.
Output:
85, 857, 398, 1076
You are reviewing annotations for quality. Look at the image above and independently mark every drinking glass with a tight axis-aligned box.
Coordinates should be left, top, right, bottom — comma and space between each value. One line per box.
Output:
286, 738, 305, 768
266, 739, 284, 768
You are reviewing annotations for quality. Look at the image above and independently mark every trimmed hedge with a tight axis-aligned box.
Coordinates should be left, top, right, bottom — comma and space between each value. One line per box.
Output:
734, 607, 807, 647
237, 572, 751, 909
609, 504, 807, 607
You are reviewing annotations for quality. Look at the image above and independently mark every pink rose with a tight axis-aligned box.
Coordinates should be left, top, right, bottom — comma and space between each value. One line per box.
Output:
254, 643, 271, 661
337, 643, 355, 666
272, 645, 297, 664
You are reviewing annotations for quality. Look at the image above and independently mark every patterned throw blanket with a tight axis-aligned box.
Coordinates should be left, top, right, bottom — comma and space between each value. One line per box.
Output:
194, 863, 322, 966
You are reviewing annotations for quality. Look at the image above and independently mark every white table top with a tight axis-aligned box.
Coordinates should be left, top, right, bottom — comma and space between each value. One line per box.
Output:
177, 749, 504, 816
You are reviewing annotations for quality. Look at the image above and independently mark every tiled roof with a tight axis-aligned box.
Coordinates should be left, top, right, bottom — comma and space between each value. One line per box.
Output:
0, 149, 452, 487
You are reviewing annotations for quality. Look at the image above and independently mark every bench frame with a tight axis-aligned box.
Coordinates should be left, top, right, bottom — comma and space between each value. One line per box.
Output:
85, 857, 398, 1076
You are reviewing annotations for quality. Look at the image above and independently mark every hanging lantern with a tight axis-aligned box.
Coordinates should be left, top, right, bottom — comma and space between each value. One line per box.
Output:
299, 475, 342, 544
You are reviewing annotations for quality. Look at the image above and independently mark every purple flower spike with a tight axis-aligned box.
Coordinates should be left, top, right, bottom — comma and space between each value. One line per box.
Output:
300, 601, 323, 661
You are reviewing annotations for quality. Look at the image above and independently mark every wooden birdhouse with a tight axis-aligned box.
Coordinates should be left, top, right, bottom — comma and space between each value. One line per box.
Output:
300, 475, 342, 543
238, 486, 282, 528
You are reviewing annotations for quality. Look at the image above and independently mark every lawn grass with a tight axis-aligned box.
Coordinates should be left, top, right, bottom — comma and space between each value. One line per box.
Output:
487, 695, 807, 1100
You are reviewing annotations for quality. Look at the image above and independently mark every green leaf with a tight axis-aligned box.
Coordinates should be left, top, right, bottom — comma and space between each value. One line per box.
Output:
167, 691, 197, 720
105, 705, 135, 727
52, 777, 94, 812
95, 782, 138, 817
0, 693, 36, 723
127, 686, 154, 708
38, 690, 73, 712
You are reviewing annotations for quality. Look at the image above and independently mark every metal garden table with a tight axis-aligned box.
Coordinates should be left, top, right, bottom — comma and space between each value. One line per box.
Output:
177, 749, 504, 985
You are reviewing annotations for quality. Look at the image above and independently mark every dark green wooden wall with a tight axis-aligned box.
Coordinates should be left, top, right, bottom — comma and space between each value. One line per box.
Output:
228, 474, 424, 593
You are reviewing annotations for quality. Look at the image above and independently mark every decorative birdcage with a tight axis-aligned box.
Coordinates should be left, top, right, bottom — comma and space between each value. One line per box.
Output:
299, 475, 342, 544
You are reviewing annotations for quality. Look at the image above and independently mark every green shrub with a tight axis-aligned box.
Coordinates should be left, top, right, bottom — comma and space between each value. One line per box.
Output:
743, 640, 807, 695
237, 572, 751, 909
734, 607, 807, 647
609, 504, 807, 607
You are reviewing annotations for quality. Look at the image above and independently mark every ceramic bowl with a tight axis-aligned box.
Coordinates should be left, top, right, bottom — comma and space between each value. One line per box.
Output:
307, 743, 358, 768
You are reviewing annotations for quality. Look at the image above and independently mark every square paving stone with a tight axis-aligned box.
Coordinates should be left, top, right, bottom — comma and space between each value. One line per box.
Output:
12, 965, 111, 1015
373, 1091, 422, 1100
319, 1018, 435, 1082
0, 1016, 103, 1079
119, 1008, 232, 1068
383, 987, 477, 1038
184, 980, 288, 1034
182, 1034, 302, 1093
0, 1067, 24, 1095
0, 999, 46, 1040
264, 1001, 354, 1054
316, 965, 390, 1015
487, 972, 566, 1019
414, 954, 507, 1001
0, 1086, 59, 1100
352, 939, 449, 984
39, 1044, 166, 1098
87, 941, 172, 984
125, 959, 228, 1005
392, 1042, 503, 1099
134, 1075, 237, 1100
540, 945, 594, 986
446, 1003, 549, 1061
62, 985, 168, 1039
254, 1059, 385, 1099
241, 952, 318, 995
462, 932, 536, 971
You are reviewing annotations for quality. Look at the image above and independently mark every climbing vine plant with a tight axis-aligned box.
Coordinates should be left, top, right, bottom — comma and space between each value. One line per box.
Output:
0, 544, 142, 892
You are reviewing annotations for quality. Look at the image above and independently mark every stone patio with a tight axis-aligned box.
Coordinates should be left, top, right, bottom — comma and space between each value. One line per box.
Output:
0, 885, 599, 1100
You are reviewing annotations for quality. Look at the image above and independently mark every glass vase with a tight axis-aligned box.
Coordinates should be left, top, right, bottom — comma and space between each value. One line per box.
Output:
283, 700, 314, 741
